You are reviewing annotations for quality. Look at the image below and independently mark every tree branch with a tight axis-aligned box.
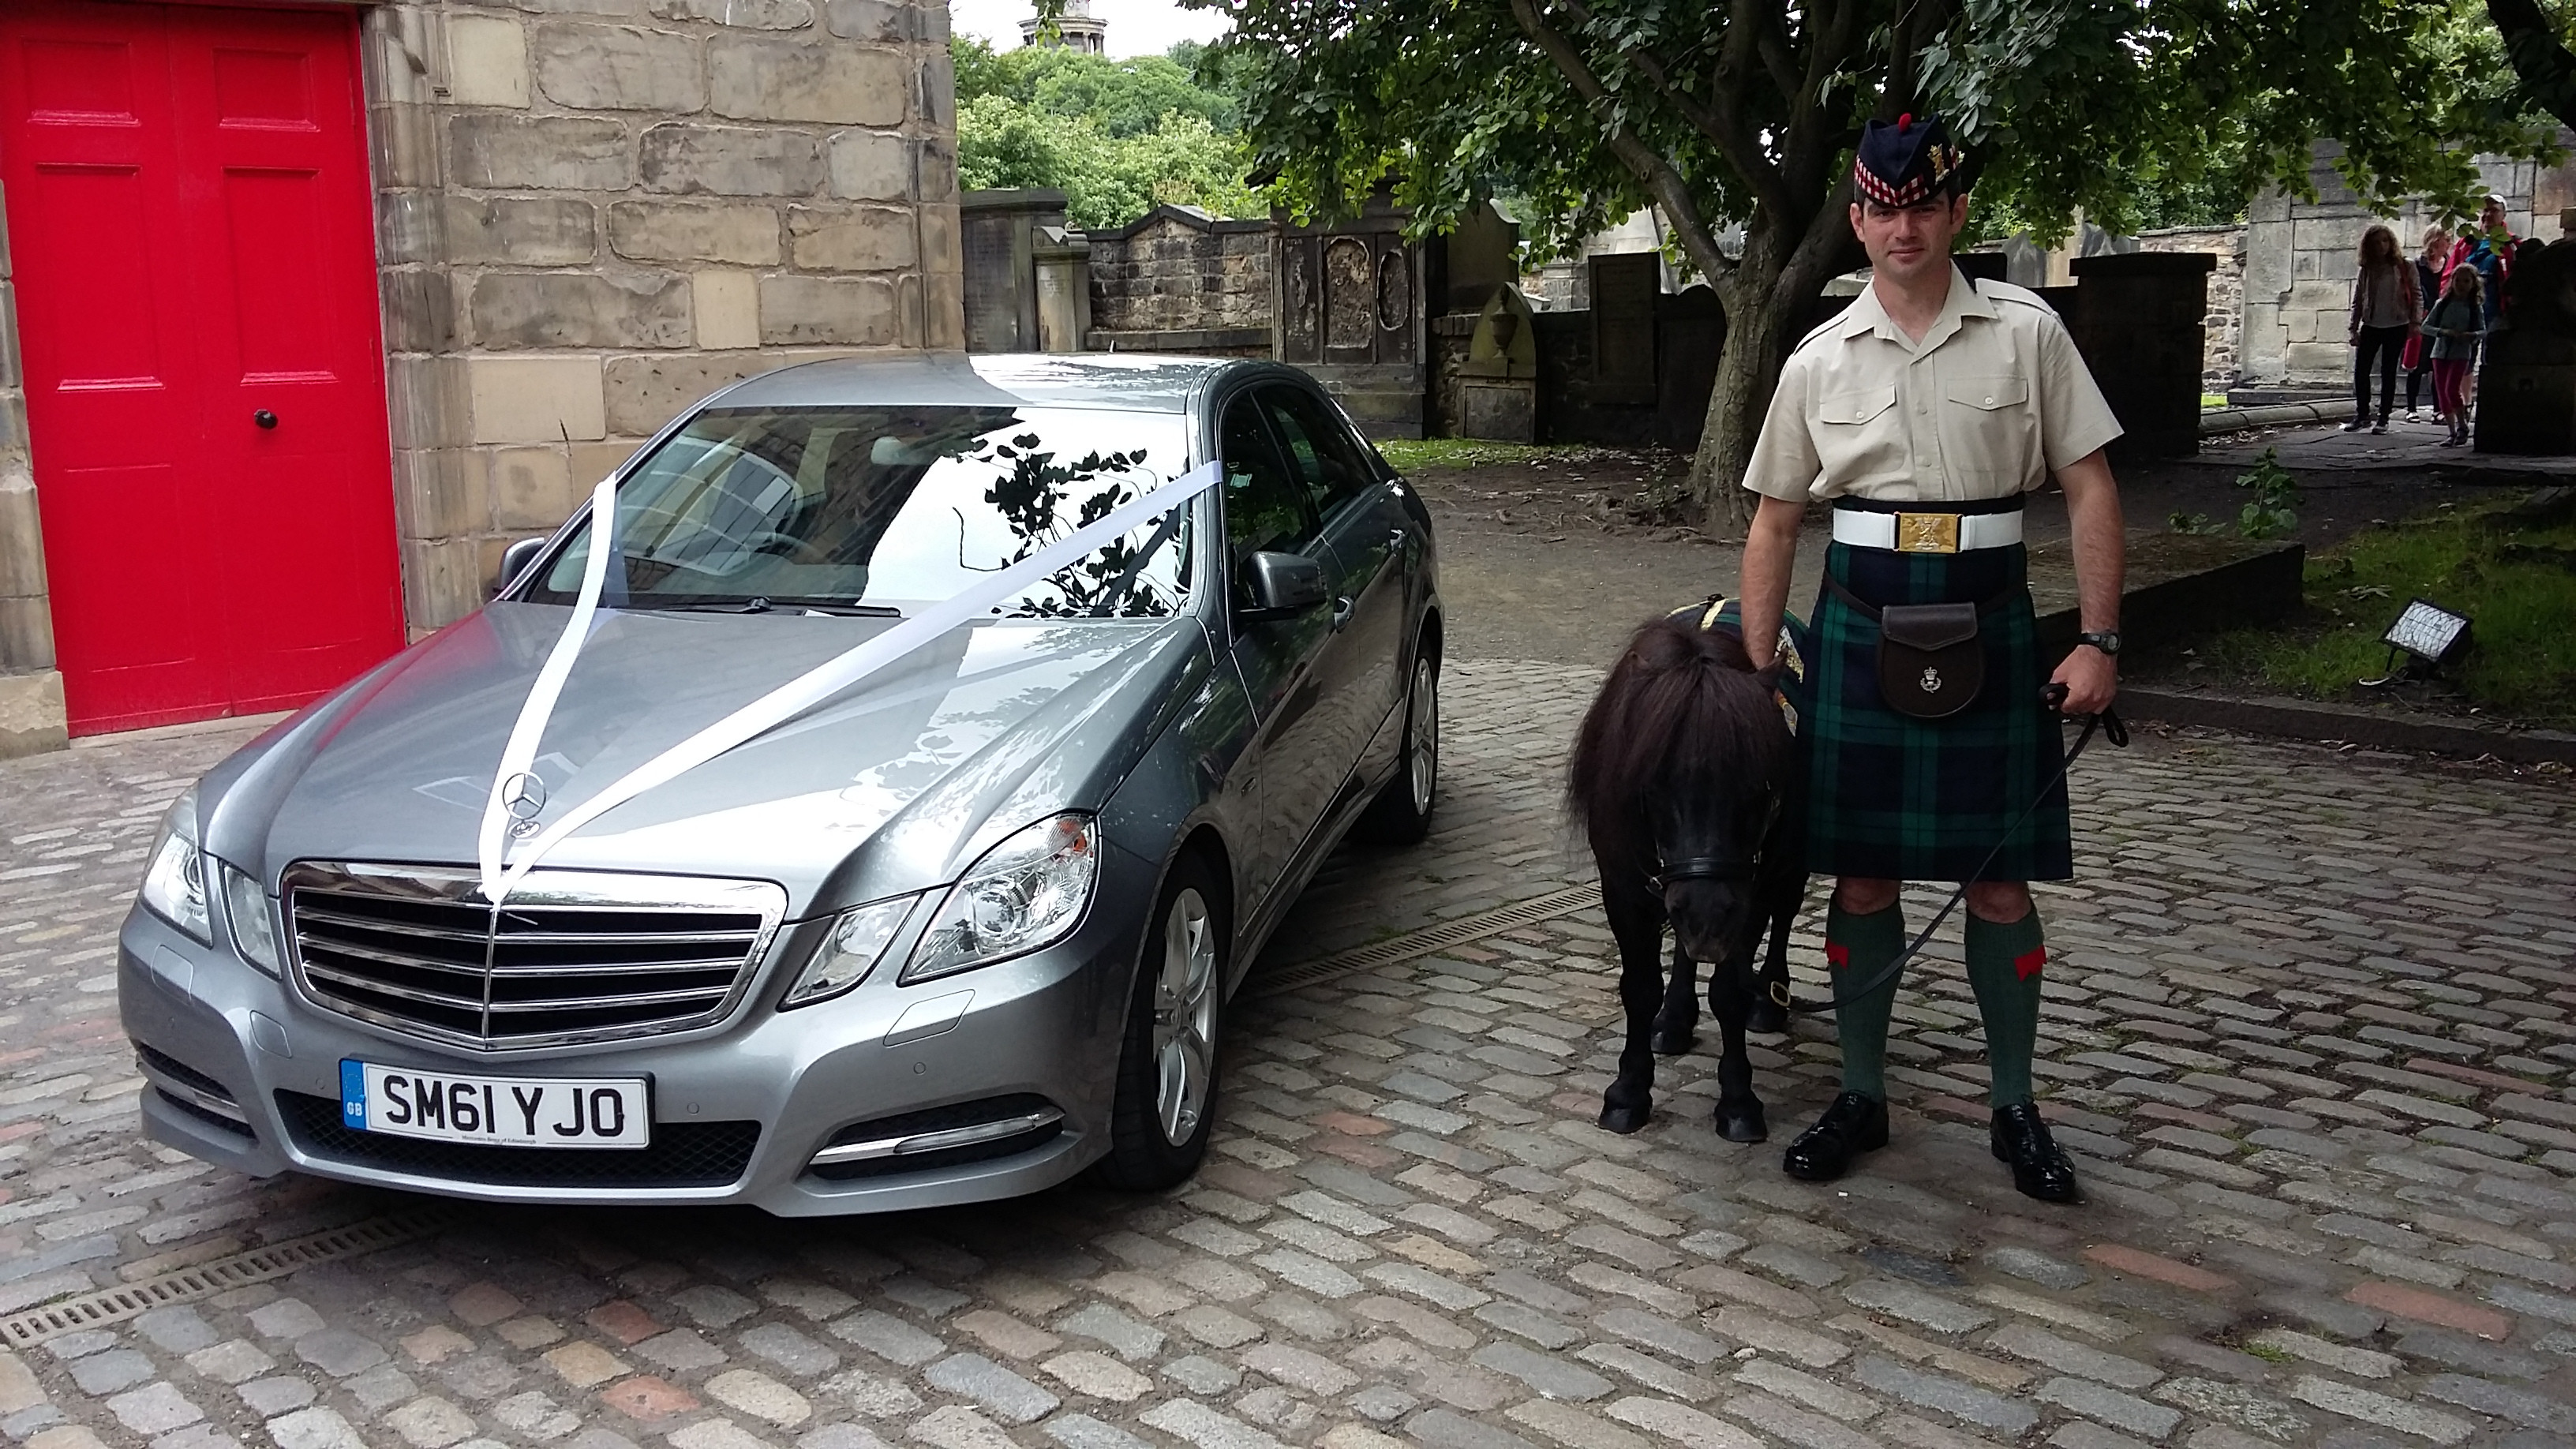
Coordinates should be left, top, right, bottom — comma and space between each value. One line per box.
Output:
1507, 0, 1737, 277
2488, 0, 2576, 133
1555, 0, 1788, 215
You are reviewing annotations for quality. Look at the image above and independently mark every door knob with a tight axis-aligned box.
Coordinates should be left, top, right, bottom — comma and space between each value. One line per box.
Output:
253, 409, 278, 429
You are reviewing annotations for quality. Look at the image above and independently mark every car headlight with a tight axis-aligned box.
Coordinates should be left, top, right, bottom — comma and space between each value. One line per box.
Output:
220, 864, 281, 976
781, 894, 919, 1008
901, 814, 1099, 985
139, 786, 212, 945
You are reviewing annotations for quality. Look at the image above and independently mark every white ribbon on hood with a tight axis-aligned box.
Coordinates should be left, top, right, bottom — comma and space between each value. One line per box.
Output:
475, 459, 1222, 905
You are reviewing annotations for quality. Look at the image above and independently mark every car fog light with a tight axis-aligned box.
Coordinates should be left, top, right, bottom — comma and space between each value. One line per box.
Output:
902, 814, 1099, 984
784, 895, 919, 1007
139, 786, 212, 945
220, 864, 282, 976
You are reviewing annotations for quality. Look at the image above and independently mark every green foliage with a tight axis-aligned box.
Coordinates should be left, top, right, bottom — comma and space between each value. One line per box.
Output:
2235, 449, 2304, 541
1923, 1, 2553, 244
950, 36, 1265, 230
2167, 511, 2225, 535
1199, 1, 2556, 254
2197, 496, 2576, 725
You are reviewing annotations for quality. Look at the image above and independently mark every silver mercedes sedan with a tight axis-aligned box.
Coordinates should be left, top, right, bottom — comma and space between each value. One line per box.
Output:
118, 353, 1441, 1215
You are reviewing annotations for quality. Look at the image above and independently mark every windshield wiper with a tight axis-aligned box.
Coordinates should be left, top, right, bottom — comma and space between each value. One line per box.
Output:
638, 596, 901, 617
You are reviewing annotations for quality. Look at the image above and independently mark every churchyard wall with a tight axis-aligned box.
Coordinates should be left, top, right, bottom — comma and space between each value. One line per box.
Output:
1083, 208, 1274, 353
2238, 139, 2576, 388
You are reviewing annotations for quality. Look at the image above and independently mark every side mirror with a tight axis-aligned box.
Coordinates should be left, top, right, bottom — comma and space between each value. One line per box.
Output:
494, 537, 549, 598
1236, 550, 1328, 623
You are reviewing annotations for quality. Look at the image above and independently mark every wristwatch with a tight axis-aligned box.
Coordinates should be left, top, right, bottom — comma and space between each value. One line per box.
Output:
2076, 630, 2123, 657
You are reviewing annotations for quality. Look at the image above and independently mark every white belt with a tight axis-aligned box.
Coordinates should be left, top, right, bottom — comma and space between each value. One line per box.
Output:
1832, 508, 2023, 553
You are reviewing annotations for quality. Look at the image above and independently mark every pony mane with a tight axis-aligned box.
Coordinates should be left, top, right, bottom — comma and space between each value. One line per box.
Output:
1566, 615, 1792, 872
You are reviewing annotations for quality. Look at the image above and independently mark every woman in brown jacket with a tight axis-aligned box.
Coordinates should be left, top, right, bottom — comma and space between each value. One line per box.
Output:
2344, 224, 2422, 435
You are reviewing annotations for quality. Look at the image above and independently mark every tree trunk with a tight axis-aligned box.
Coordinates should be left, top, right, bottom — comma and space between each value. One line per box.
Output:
1685, 200, 1864, 539
1687, 268, 1794, 537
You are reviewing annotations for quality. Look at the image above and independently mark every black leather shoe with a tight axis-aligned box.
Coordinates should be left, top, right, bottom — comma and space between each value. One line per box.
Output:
1782, 1092, 1889, 1181
1991, 1102, 2083, 1203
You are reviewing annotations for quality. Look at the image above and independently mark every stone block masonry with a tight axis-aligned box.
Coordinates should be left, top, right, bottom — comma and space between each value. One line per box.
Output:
369, 0, 964, 635
0, 171, 66, 759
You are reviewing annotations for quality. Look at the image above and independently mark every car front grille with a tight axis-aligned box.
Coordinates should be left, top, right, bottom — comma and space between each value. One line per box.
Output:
276, 1091, 758, 1189
283, 863, 785, 1050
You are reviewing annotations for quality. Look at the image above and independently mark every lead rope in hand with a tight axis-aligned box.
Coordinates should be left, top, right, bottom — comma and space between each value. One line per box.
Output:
1773, 686, 2128, 1017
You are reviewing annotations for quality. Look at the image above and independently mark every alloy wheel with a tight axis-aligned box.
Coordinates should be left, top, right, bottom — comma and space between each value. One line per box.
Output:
1152, 887, 1218, 1145
1408, 657, 1439, 816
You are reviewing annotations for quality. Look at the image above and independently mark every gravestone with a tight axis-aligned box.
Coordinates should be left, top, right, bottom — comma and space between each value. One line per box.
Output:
1276, 193, 1427, 437
1457, 285, 1539, 442
2477, 238, 2576, 455
1589, 253, 1659, 405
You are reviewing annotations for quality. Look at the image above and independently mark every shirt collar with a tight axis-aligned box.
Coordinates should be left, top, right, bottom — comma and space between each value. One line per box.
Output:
1838, 263, 1993, 353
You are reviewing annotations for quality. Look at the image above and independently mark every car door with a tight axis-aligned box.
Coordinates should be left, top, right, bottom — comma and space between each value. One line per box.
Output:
1257, 384, 1413, 789
1214, 392, 1344, 921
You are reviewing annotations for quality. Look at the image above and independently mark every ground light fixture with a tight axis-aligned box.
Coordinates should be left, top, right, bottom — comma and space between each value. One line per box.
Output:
2363, 597, 2473, 686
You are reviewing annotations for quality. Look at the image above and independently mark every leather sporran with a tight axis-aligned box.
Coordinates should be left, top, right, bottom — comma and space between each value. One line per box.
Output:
1876, 602, 1984, 719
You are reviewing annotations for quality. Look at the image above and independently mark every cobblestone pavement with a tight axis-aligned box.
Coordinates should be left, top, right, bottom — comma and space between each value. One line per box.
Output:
6, 660, 2576, 1449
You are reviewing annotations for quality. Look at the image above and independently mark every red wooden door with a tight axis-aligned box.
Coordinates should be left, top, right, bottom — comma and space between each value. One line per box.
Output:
1, 1, 401, 735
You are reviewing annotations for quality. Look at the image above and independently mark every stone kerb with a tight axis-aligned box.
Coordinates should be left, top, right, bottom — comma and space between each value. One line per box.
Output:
378, 0, 961, 634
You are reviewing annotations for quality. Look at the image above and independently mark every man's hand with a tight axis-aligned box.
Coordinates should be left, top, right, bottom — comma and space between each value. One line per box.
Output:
2049, 644, 2117, 715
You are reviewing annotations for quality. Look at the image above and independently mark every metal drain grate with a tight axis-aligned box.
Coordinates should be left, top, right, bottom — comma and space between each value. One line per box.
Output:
0, 1208, 455, 1347
1247, 883, 1597, 998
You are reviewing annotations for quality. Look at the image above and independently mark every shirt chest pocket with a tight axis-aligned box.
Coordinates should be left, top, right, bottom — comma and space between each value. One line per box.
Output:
1938, 374, 2038, 489
1811, 384, 1904, 483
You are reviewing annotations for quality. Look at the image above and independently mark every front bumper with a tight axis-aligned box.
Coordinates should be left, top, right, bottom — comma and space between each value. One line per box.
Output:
116, 863, 1150, 1216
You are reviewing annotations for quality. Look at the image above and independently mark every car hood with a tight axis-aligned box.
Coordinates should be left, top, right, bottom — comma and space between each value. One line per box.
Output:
204, 603, 1208, 918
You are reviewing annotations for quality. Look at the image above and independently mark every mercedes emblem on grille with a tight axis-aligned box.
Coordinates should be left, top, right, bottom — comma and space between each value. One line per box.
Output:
500, 772, 547, 838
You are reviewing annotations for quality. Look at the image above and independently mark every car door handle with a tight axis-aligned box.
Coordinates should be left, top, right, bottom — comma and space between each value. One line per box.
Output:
1331, 596, 1355, 631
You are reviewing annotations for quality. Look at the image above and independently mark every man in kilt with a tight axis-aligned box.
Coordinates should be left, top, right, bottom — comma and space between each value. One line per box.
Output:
1735, 114, 2125, 1204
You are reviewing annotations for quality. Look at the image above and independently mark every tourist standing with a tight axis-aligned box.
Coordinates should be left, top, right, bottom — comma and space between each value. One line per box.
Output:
2402, 224, 2447, 421
1735, 114, 2127, 1206
2343, 224, 2419, 435
2427, 264, 2485, 447
2447, 196, 2515, 411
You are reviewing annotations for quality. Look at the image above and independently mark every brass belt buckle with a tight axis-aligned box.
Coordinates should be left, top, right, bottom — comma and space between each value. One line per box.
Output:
1895, 511, 1960, 553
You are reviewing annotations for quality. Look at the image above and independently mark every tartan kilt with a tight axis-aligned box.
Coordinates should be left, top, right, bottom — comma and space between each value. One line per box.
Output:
1807, 539, 2072, 882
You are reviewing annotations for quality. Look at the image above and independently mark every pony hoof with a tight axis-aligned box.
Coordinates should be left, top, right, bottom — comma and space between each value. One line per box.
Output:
1716, 1101, 1769, 1143
1599, 1101, 1652, 1135
1745, 999, 1790, 1035
1650, 1027, 1697, 1056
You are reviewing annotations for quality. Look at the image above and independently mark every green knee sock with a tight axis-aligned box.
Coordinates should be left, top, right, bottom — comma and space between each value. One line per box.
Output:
1828, 901, 1906, 1100
1966, 908, 2048, 1107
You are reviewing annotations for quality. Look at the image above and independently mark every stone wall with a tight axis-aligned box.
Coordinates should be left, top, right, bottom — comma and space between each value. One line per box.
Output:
375, 0, 963, 634
0, 175, 65, 758
2239, 139, 2576, 387
1083, 208, 1273, 351
2134, 224, 2245, 388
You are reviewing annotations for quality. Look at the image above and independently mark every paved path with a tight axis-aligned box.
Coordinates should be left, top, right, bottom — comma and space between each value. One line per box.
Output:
6, 663, 2576, 1449
2201, 417, 2576, 478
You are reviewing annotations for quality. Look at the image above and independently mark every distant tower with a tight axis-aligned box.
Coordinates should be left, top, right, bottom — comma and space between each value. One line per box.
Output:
1019, 0, 1107, 54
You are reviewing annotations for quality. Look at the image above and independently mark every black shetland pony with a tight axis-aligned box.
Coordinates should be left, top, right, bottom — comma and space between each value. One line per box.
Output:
1567, 612, 1807, 1141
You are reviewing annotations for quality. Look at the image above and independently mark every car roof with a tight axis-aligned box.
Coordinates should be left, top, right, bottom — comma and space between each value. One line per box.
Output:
713, 352, 1260, 415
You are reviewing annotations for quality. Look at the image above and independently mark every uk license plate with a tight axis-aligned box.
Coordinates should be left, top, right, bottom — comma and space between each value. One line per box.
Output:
339, 1060, 650, 1149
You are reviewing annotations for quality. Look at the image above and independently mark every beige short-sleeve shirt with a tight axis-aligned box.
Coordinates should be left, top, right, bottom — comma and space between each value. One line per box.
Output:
1743, 266, 2122, 504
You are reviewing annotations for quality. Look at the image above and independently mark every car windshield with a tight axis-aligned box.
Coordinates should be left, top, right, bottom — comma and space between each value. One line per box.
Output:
525, 406, 1196, 619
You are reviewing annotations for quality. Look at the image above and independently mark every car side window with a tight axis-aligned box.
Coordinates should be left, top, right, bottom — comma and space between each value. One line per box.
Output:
1220, 398, 1317, 575
1259, 387, 1377, 518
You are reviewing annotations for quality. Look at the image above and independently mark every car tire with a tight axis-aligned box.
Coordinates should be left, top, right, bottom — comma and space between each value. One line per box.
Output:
1092, 853, 1226, 1192
1355, 646, 1439, 844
